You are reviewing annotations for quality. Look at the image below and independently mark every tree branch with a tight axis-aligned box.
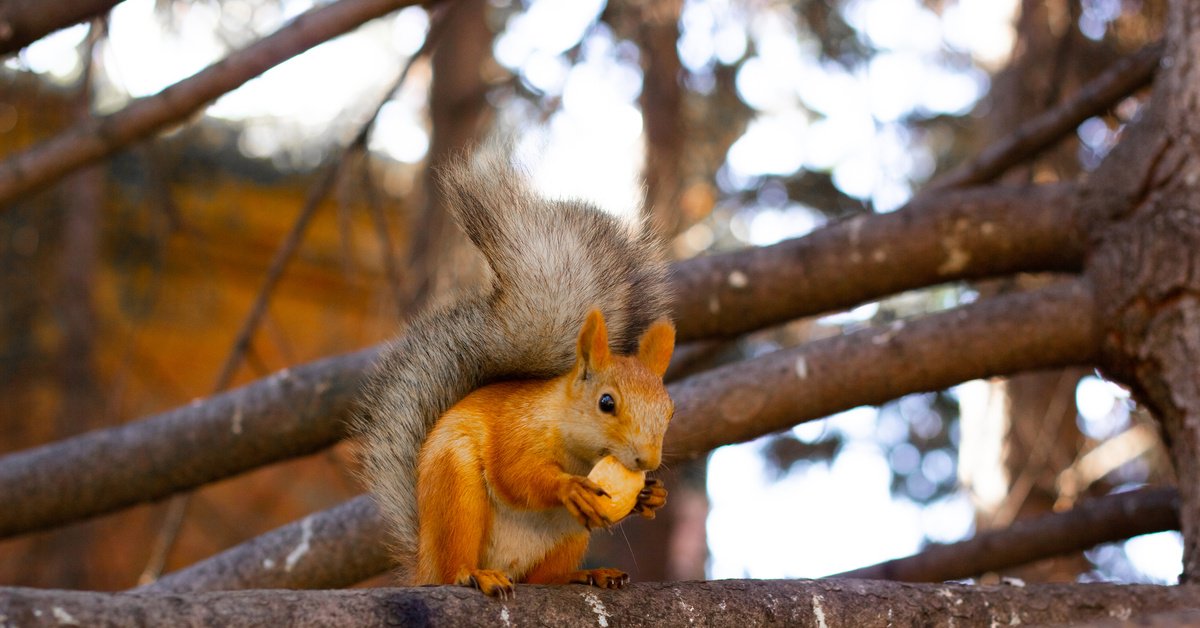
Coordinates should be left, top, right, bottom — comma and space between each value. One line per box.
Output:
0, 185, 1086, 539
0, 0, 122, 56
665, 279, 1098, 458
0, 348, 378, 538
5, 580, 1199, 627
137, 495, 388, 593
1030, 610, 1200, 628
831, 487, 1179, 582
926, 41, 1164, 192
673, 182, 1083, 341
145, 279, 1098, 592
0, 0, 422, 207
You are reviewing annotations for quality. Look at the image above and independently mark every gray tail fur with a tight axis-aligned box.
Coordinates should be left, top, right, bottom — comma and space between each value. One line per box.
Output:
351, 150, 672, 581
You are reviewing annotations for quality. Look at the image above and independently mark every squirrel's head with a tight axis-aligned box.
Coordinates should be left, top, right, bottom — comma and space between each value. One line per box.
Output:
561, 309, 675, 472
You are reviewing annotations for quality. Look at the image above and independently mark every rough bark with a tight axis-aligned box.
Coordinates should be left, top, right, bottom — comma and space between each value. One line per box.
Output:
0, 0, 123, 56
1083, 1, 1200, 582
0, 185, 1080, 539
1029, 610, 1200, 628
832, 488, 1179, 583
0, 0, 423, 206
4, 580, 1200, 627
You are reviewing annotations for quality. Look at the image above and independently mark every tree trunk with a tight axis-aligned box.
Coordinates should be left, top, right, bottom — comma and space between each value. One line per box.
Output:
1085, 1, 1200, 582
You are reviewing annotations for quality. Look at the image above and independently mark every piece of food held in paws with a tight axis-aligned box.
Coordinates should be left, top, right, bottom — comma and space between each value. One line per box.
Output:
589, 455, 661, 522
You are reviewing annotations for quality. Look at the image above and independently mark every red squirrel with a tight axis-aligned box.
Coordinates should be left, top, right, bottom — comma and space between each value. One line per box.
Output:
354, 149, 675, 596
415, 309, 673, 596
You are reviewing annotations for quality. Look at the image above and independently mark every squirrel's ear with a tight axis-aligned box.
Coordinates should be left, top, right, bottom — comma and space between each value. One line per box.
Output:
576, 309, 612, 372
637, 319, 675, 378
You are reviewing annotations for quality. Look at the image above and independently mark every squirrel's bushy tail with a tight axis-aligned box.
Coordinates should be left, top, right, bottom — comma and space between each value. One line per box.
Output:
352, 150, 671, 581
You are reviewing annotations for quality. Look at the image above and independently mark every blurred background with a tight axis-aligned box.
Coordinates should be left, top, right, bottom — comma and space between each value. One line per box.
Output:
0, 0, 1179, 590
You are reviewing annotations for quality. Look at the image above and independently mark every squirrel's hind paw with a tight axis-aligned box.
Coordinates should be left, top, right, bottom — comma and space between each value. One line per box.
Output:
455, 568, 516, 599
568, 568, 629, 589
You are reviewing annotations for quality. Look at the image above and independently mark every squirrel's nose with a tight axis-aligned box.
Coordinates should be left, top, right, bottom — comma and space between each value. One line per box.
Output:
634, 449, 660, 471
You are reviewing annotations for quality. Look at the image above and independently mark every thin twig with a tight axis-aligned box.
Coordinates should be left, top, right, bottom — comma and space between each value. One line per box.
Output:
360, 158, 405, 317
926, 41, 1163, 192
988, 370, 1080, 528
830, 487, 1179, 582
137, 496, 190, 586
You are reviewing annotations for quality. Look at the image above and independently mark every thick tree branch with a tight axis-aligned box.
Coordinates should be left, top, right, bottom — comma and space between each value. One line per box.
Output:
137, 495, 388, 593
147, 280, 1098, 592
0, 0, 422, 207
0, 185, 1085, 539
1030, 610, 1200, 628
926, 42, 1164, 192
0, 0, 122, 56
832, 488, 1179, 582
666, 279, 1098, 457
673, 182, 1082, 341
141, 495, 387, 592
5, 580, 1199, 627
0, 348, 378, 538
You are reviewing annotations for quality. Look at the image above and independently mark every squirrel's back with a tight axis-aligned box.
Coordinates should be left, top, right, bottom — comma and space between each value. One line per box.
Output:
352, 150, 671, 581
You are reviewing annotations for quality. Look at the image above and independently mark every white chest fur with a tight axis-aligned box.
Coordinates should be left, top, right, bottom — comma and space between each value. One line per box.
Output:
483, 493, 586, 578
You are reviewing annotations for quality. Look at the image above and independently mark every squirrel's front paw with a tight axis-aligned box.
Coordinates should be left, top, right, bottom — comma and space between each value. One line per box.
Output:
631, 477, 667, 519
455, 567, 515, 599
568, 568, 629, 589
558, 476, 613, 529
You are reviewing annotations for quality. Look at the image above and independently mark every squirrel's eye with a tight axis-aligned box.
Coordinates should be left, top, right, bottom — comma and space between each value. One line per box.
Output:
598, 393, 616, 414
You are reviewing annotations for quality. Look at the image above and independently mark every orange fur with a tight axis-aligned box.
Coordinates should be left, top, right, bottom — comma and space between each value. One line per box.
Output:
522, 535, 590, 584
414, 310, 675, 595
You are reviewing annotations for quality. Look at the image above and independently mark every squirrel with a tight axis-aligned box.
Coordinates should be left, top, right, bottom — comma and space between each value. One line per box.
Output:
353, 149, 676, 597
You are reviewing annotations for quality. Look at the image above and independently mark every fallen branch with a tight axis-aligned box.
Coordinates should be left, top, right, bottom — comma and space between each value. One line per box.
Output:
0, 0, 422, 206
0, 183, 1083, 538
4, 580, 1198, 628
831, 487, 1179, 582
926, 42, 1163, 192
0, 0, 122, 56
147, 280, 1098, 592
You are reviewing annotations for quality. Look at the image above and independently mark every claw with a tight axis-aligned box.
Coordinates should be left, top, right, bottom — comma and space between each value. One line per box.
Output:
570, 568, 629, 590
456, 568, 515, 599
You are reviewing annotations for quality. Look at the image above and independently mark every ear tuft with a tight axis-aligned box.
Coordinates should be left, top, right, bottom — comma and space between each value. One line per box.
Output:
577, 309, 612, 372
637, 319, 675, 378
